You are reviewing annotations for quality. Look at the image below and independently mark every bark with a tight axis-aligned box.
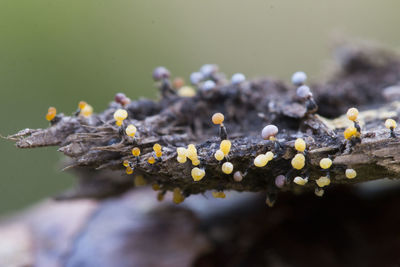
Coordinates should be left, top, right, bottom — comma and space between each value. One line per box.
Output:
3, 40, 400, 267
3, 186, 400, 267
5, 41, 400, 201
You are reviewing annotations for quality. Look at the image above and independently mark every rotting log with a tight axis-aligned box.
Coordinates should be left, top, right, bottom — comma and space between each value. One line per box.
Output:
5, 41, 400, 202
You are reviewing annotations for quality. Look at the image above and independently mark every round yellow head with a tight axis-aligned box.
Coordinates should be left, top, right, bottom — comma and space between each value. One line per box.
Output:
343, 126, 357, 140
125, 125, 137, 137
345, 168, 357, 179
319, 158, 332, 169
291, 153, 305, 170
191, 167, 205, 181
222, 162, 234, 174
214, 150, 225, 161
254, 154, 269, 167
385, 119, 397, 130
346, 108, 359, 121
46, 107, 57, 121
294, 138, 306, 152
212, 112, 225, 125
220, 140, 231, 155
132, 147, 141, 157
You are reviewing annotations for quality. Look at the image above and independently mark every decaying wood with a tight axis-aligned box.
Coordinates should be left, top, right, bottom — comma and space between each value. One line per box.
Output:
3, 41, 400, 267
5, 41, 400, 200
3, 186, 400, 266
0, 189, 210, 267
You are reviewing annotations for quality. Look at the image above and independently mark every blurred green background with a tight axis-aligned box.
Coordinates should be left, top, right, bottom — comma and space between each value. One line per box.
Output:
1, 0, 400, 215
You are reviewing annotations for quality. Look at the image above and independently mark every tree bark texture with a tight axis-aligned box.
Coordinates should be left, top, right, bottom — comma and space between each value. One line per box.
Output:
3, 40, 400, 267
6, 41, 400, 200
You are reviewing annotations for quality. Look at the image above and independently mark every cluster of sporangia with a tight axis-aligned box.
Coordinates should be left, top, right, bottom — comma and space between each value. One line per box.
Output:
45, 66, 398, 206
